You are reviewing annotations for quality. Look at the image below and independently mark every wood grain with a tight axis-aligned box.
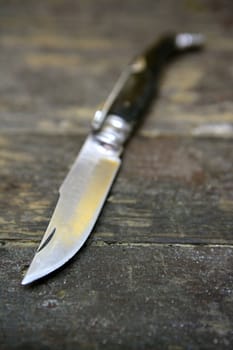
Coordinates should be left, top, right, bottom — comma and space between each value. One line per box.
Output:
0, 0, 232, 349
0, 243, 233, 350
0, 1, 232, 136
0, 134, 232, 244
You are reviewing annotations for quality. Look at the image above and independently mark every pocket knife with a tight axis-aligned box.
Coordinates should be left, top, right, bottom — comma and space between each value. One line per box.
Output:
22, 33, 204, 285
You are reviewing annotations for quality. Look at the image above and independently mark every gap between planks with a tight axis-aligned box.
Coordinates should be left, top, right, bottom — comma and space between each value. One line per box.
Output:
1, 239, 233, 249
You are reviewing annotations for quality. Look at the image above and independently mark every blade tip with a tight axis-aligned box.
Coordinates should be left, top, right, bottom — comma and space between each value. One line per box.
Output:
21, 269, 41, 285
21, 274, 35, 285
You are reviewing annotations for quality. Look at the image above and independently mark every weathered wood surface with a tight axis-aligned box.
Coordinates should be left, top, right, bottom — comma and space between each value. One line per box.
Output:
0, 0, 233, 349
0, 0, 232, 137
1, 244, 233, 350
0, 134, 232, 244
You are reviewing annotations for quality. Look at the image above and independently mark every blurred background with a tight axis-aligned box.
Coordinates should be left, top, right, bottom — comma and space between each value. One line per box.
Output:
0, 0, 232, 136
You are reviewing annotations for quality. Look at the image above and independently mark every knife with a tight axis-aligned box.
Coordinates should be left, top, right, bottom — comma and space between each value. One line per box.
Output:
22, 33, 204, 285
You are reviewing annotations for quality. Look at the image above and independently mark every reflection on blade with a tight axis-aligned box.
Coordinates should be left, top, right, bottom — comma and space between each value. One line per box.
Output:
21, 136, 120, 285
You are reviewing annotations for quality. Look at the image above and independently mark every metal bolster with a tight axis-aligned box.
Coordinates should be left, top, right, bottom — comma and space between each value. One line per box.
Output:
94, 115, 131, 154
175, 33, 205, 50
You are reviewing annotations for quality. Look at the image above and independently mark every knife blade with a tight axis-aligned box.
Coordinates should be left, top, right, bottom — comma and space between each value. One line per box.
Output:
22, 33, 204, 285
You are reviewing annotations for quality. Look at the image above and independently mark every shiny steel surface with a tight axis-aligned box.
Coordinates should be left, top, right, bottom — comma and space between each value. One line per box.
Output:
22, 136, 120, 285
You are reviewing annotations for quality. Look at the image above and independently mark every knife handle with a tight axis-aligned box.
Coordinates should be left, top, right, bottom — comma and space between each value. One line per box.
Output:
95, 33, 204, 152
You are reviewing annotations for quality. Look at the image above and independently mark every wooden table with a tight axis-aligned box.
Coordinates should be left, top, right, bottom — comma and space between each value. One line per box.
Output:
0, 1, 232, 349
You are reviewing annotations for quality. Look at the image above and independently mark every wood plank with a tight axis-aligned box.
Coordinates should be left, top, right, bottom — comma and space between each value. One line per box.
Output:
0, 0, 232, 136
0, 134, 232, 244
0, 1, 232, 349
0, 243, 232, 350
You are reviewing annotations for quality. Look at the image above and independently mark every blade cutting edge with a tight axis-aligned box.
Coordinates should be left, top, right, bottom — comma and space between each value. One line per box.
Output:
22, 136, 120, 285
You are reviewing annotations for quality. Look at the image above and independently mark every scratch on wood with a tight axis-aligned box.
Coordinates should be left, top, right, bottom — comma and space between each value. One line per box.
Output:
219, 198, 233, 212
25, 53, 81, 69
1, 34, 113, 49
